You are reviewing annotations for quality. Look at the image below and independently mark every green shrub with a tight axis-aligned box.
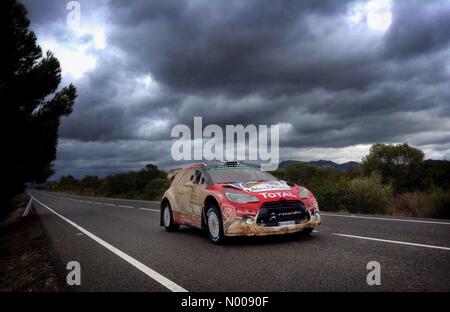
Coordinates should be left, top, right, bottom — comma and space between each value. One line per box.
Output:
430, 189, 450, 219
310, 178, 350, 212
346, 174, 393, 214
144, 178, 170, 200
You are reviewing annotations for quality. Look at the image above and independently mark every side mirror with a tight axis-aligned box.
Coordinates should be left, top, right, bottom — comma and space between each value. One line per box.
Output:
282, 180, 295, 186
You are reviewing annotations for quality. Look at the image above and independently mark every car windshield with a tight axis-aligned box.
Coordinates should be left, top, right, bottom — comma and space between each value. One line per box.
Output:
205, 166, 278, 184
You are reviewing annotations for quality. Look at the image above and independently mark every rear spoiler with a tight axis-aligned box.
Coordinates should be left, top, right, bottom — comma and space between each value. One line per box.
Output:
167, 168, 182, 181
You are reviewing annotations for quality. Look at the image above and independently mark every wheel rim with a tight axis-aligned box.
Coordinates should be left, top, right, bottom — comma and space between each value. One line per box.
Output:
163, 206, 171, 227
207, 210, 220, 239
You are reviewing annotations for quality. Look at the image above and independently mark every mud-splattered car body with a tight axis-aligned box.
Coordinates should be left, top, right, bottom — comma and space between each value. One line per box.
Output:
160, 162, 321, 242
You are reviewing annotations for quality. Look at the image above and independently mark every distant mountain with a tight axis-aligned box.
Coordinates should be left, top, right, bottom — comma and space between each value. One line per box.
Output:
278, 160, 360, 172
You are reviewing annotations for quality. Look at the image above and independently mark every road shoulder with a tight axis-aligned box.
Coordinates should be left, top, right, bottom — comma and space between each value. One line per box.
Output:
0, 198, 65, 292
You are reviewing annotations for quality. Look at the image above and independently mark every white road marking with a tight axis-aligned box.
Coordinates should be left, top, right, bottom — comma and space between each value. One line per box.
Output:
45, 194, 146, 210
35, 192, 162, 211
41, 191, 160, 204
322, 213, 450, 225
46, 194, 156, 211
334, 233, 450, 251
118, 205, 134, 209
139, 208, 160, 212
30, 195, 188, 292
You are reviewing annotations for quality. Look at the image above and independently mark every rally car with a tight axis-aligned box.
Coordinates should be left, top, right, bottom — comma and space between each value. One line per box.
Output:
160, 162, 321, 243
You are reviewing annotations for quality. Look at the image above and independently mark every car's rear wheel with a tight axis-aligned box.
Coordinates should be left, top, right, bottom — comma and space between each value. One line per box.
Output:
206, 204, 226, 244
162, 203, 179, 232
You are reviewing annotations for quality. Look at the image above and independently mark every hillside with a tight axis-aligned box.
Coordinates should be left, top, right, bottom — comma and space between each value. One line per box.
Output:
278, 160, 360, 172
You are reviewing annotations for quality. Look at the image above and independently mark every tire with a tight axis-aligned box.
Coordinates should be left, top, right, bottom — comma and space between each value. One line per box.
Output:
301, 228, 314, 235
162, 202, 179, 232
205, 204, 226, 244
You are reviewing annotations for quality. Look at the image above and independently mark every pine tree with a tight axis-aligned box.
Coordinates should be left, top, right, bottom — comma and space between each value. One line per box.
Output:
0, 0, 77, 211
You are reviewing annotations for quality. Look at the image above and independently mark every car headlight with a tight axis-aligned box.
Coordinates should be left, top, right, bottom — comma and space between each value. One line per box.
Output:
223, 190, 259, 203
298, 187, 310, 199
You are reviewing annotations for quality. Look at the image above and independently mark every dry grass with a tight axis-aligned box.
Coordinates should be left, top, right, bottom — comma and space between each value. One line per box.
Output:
387, 192, 437, 218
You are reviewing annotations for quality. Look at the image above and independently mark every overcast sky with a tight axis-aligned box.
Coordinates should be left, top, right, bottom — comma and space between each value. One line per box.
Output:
22, 0, 450, 178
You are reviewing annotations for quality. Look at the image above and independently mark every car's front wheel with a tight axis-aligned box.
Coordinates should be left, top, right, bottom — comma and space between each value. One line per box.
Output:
162, 203, 179, 232
206, 204, 226, 244
301, 228, 314, 236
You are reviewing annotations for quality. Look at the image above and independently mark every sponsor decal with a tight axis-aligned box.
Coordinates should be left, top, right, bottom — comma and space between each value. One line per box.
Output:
190, 194, 200, 202
190, 202, 203, 217
277, 211, 302, 217
227, 181, 292, 193
222, 205, 236, 220
244, 181, 290, 192
236, 208, 258, 216
260, 191, 297, 199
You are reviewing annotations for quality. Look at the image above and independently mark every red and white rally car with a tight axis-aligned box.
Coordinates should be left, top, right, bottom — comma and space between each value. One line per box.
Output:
160, 162, 321, 243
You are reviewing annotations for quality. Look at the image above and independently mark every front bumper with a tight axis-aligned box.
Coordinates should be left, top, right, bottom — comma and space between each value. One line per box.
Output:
224, 213, 321, 237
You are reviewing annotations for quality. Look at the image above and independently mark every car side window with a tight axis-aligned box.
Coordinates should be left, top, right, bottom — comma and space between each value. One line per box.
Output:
194, 170, 202, 184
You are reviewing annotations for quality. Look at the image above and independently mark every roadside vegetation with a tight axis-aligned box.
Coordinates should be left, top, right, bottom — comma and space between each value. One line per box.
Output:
275, 144, 450, 219
43, 164, 169, 201
0, 193, 64, 291
1, 0, 76, 216
42, 143, 450, 219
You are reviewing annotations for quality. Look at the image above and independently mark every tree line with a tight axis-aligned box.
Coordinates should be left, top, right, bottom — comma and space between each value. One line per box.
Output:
44, 143, 450, 219
274, 144, 450, 219
44, 164, 170, 201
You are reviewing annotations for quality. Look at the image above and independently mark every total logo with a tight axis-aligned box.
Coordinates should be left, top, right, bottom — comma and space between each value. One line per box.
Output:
260, 192, 297, 199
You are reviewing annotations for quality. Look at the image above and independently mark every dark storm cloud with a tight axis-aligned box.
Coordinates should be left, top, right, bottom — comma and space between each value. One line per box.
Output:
109, 0, 368, 96
22, 0, 450, 177
57, 50, 183, 143
106, 0, 450, 98
54, 139, 173, 177
22, 0, 65, 25
384, 0, 450, 59
22, 0, 107, 25
57, 53, 137, 142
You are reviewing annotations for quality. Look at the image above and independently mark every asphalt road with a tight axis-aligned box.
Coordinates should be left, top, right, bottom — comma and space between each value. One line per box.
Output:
29, 190, 450, 292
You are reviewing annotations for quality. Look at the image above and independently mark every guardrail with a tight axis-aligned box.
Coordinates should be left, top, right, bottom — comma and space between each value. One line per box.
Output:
22, 195, 33, 217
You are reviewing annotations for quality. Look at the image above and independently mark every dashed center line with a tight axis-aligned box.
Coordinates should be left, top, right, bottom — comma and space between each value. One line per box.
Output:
322, 213, 450, 225
139, 208, 159, 212
334, 233, 450, 251
47, 194, 159, 212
